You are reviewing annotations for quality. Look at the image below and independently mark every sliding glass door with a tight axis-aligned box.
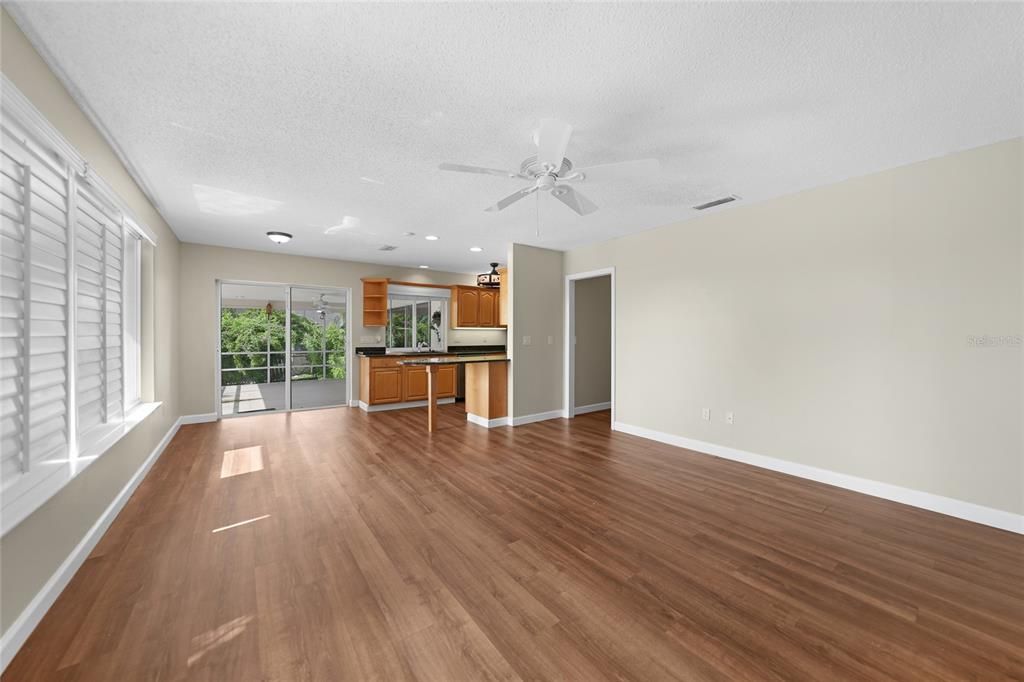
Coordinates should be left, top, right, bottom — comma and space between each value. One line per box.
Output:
289, 287, 347, 410
217, 281, 349, 417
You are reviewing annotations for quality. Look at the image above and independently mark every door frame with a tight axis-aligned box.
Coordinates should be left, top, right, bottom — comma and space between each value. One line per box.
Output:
563, 267, 615, 421
215, 279, 353, 419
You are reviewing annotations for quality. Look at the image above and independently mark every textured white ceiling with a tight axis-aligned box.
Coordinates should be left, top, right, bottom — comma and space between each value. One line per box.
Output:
9, 2, 1023, 273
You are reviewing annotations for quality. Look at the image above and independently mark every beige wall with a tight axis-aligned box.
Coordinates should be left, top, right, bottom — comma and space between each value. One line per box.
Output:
177, 243, 506, 416
573, 275, 611, 408
509, 243, 564, 418
565, 138, 1023, 515
1, 11, 181, 633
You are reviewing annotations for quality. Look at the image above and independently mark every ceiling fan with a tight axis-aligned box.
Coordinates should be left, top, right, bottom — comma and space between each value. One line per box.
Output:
439, 119, 660, 216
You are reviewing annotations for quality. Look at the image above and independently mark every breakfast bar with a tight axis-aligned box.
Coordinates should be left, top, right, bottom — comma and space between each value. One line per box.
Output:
399, 354, 509, 432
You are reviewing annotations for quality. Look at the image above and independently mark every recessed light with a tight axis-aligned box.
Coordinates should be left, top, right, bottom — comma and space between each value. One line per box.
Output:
418, 265, 430, 269
266, 231, 292, 244
425, 235, 439, 241
469, 246, 483, 252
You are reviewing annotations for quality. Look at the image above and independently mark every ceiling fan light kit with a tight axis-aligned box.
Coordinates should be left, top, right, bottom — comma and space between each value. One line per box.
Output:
439, 118, 660, 217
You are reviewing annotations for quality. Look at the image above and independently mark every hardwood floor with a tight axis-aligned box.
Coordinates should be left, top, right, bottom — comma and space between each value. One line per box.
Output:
5, 405, 1022, 681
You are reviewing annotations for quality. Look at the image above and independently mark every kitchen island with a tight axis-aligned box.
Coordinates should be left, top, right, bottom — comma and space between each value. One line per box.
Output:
399, 355, 509, 432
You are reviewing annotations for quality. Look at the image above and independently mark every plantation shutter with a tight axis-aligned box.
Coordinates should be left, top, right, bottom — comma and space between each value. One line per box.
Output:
0, 128, 29, 482
75, 184, 124, 442
0, 121, 72, 484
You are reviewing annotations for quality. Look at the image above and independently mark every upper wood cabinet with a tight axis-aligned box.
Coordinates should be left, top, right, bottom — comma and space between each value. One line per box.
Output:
478, 289, 497, 326
362, 278, 388, 327
498, 267, 508, 327
450, 285, 502, 328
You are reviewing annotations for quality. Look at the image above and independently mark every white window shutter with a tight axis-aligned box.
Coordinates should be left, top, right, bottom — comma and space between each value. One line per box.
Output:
27, 146, 70, 470
74, 185, 118, 441
0, 131, 28, 483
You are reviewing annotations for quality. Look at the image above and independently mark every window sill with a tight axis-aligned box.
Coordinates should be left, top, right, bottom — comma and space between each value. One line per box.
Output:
1, 401, 163, 536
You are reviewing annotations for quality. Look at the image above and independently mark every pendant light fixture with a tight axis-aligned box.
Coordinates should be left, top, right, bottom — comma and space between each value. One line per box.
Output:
476, 262, 501, 288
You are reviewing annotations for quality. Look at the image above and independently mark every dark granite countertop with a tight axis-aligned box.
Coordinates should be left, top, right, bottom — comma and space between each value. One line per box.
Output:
398, 354, 508, 366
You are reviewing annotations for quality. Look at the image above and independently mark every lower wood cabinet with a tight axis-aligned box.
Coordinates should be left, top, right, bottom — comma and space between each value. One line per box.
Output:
370, 367, 402, 404
435, 365, 456, 397
402, 366, 429, 401
360, 355, 456, 406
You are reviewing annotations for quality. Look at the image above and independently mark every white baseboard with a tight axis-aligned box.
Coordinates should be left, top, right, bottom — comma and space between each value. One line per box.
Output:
510, 409, 566, 426
1, 415, 185, 672
612, 421, 1024, 535
574, 401, 611, 415
180, 412, 217, 424
467, 413, 510, 428
348, 400, 359, 408
358, 398, 456, 413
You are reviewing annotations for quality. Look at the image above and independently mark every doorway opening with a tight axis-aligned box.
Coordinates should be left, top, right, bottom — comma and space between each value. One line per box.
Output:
217, 281, 352, 418
564, 268, 615, 423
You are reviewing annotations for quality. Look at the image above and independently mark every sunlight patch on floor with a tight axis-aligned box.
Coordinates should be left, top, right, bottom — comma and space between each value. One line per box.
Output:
220, 445, 264, 478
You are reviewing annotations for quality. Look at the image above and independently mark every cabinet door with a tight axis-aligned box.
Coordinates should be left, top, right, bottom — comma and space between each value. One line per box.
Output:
371, 368, 402, 404
435, 365, 456, 398
457, 287, 479, 327
402, 366, 429, 401
478, 289, 497, 327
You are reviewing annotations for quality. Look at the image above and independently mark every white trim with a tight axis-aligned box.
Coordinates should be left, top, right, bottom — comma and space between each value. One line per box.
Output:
467, 413, 510, 428
612, 421, 1024, 535
564, 267, 615, 422
349, 399, 360, 408
358, 398, 455, 413
0, 412, 183, 673
574, 401, 611, 415
510, 409, 566, 427
180, 413, 218, 425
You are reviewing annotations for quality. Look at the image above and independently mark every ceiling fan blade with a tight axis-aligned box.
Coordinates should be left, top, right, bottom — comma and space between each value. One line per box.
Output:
565, 158, 661, 183
484, 185, 538, 212
439, 162, 523, 179
536, 118, 573, 171
552, 185, 598, 216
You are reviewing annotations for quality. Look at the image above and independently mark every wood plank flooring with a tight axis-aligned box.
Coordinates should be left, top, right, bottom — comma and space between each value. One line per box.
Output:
5, 405, 1022, 680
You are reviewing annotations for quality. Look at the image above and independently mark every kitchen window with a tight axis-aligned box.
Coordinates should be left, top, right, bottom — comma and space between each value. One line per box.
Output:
385, 287, 448, 352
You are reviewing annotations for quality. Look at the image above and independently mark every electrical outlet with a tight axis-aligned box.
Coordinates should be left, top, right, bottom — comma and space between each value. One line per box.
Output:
547, 335, 553, 345
523, 335, 532, 346
702, 408, 711, 421
726, 411, 734, 425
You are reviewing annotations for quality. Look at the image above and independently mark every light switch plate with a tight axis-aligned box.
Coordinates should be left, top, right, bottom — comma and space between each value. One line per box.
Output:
702, 408, 711, 421
523, 335, 532, 345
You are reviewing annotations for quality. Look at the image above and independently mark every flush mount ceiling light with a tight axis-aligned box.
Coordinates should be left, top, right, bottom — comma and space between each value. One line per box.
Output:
266, 231, 292, 244
425, 235, 439, 241
418, 265, 430, 269
469, 246, 483, 252
477, 262, 501, 288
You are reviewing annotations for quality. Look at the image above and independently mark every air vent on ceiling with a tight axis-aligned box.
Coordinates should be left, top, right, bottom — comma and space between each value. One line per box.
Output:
693, 195, 739, 211
378, 244, 398, 251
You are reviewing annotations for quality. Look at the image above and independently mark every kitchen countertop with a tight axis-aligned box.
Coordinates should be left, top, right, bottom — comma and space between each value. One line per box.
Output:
357, 348, 505, 358
398, 354, 509, 366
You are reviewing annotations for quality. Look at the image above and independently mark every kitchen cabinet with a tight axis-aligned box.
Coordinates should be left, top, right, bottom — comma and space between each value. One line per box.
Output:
370, 367, 402, 403
361, 278, 388, 327
435, 364, 456, 397
402, 366, 428, 401
478, 289, 497, 326
359, 355, 456, 406
498, 267, 508, 327
450, 285, 502, 328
